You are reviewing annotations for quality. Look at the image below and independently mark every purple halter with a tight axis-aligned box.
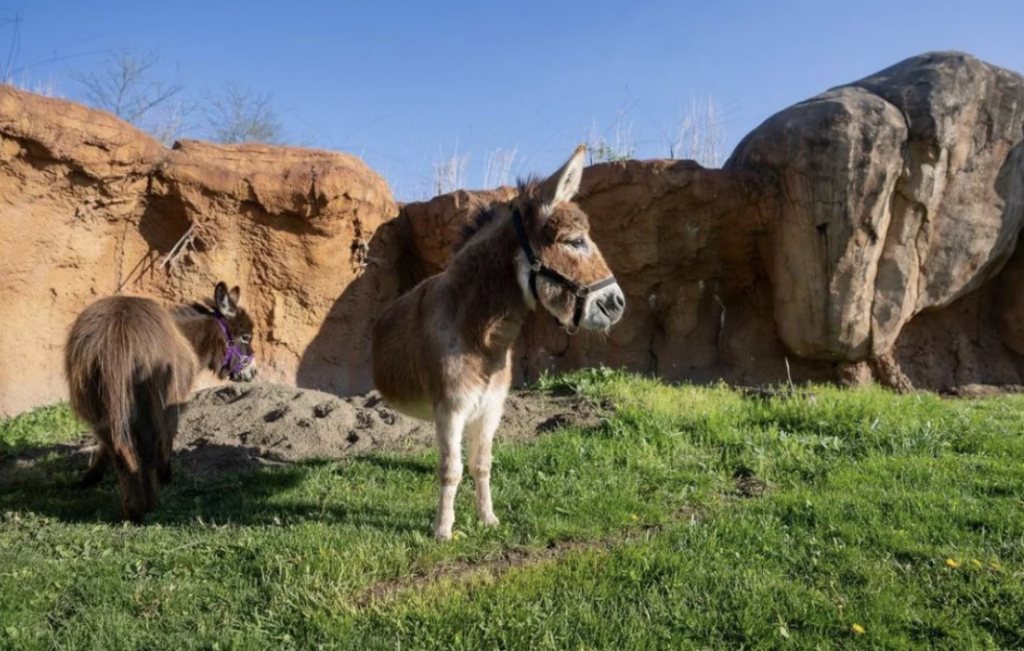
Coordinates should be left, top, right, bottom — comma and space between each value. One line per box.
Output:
216, 317, 254, 376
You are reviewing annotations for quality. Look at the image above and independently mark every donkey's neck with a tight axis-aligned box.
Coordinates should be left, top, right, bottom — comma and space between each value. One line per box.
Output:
445, 216, 530, 359
173, 315, 225, 374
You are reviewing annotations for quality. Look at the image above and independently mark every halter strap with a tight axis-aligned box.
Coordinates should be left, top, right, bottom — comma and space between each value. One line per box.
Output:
215, 316, 254, 376
512, 208, 617, 334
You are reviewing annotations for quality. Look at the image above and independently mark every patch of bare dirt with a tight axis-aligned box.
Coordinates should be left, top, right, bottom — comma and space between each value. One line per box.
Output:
939, 383, 1024, 399
1, 383, 609, 480
734, 473, 769, 499
353, 505, 701, 609
353, 540, 602, 610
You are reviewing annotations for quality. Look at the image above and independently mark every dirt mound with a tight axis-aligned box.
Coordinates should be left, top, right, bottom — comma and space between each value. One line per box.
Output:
1, 384, 607, 482
15, 383, 600, 479
175, 383, 604, 475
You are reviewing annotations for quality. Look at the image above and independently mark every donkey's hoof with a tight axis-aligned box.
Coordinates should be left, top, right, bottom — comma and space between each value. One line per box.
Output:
433, 526, 454, 541
75, 474, 103, 490
480, 513, 500, 527
124, 512, 146, 526
157, 467, 173, 486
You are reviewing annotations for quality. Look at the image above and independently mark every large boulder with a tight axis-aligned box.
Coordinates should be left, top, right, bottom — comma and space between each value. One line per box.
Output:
726, 87, 907, 360
0, 86, 399, 415
727, 51, 1024, 362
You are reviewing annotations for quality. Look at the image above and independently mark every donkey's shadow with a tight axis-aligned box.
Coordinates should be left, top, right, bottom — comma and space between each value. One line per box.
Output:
0, 441, 428, 533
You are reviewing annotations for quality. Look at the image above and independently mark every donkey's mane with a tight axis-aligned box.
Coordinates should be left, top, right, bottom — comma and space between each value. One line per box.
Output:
455, 176, 542, 253
187, 302, 215, 315
172, 301, 217, 319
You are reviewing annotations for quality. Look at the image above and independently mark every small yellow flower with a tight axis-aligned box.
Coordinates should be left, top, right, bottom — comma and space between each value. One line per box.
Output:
851, 624, 865, 635
453, 531, 464, 540
970, 559, 983, 568
945, 558, 959, 569
630, 514, 639, 521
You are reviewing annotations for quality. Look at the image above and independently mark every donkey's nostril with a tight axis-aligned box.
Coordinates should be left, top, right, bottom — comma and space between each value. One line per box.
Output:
597, 290, 625, 321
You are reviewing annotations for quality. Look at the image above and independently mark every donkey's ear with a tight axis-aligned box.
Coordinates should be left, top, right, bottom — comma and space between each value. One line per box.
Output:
538, 144, 586, 208
214, 282, 238, 317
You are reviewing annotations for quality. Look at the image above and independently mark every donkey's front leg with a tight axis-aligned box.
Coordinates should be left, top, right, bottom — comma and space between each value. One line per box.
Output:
434, 408, 467, 540
467, 405, 502, 527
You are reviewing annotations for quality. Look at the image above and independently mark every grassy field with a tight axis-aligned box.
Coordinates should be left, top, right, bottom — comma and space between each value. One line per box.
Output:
1, 370, 1022, 650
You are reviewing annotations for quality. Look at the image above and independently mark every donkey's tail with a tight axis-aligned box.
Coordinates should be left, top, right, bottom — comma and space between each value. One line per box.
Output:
98, 341, 139, 474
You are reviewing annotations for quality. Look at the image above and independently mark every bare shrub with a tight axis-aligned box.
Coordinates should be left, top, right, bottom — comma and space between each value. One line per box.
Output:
432, 139, 470, 195
203, 83, 283, 144
669, 96, 727, 167
483, 147, 517, 188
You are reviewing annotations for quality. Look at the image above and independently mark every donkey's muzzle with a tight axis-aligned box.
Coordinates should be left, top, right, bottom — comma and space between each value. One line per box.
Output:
586, 283, 626, 330
597, 287, 626, 323
232, 362, 258, 383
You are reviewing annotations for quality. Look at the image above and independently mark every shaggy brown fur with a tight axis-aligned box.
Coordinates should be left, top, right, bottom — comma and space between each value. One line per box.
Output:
65, 282, 256, 523
372, 146, 626, 540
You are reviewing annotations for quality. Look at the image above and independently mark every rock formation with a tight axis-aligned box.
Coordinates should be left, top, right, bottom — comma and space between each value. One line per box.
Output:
2, 51, 1023, 416
0, 90, 399, 415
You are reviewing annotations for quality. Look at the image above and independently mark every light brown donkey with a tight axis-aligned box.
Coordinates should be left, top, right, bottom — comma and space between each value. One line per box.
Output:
372, 146, 625, 539
65, 282, 257, 523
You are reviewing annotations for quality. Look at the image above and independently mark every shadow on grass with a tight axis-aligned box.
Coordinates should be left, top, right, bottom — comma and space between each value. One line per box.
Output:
355, 454, 436, 476
0, 440, 430, 534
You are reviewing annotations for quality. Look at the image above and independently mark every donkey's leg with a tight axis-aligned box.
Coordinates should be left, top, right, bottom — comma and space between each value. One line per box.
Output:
155, 403, 180, 487
78, 437, 111, 489
466, 404, 502, 527
434, 408, 467, 540
112, 453, 150, 524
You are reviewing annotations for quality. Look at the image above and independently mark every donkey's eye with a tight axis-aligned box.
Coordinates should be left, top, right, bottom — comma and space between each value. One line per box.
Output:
566, 237, 587, 250
239, 334, 252, 345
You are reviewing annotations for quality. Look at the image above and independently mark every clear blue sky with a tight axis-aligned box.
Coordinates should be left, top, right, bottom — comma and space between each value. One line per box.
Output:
5, 0, 1023, 200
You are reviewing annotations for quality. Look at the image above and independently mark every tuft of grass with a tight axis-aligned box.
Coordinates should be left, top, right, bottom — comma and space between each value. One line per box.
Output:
1, 374, 1023, 650
0, 403, 85, 456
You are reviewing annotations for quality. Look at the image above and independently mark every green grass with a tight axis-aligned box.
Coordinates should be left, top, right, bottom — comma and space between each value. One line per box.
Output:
1, 371, 1023, 650
0, 402, 85, 457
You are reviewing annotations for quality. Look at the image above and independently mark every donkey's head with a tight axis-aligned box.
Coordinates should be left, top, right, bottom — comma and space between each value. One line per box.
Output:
212, 281, 258, 382
514, 145, 625, 333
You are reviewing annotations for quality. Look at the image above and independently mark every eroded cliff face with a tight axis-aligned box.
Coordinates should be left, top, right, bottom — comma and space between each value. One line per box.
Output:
2, 50, 1023, 416
0, 88, 400, 414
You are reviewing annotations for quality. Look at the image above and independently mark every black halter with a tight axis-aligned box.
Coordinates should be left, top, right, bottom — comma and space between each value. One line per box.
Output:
512, 208, 618, 334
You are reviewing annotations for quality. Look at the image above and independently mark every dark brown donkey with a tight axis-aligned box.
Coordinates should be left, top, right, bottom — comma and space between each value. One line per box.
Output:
65, 282, 257, 523
372, 145, 626, 539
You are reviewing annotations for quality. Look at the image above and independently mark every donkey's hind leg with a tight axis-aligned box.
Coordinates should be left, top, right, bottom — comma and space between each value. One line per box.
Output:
155, 403, 181, 487
434, 407, 468, 540
77, 436, 111, 489
113, 453, 152, 524
466, 403, 503, 527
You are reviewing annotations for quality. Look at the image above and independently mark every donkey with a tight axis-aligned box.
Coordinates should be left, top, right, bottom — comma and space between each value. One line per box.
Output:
65, 282, 257, 523
372, 145, 626, 539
